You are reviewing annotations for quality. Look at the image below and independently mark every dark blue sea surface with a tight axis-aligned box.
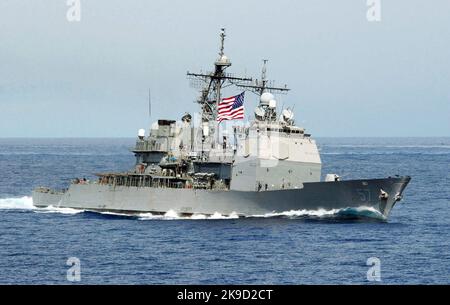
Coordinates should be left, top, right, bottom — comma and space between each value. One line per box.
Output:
0, 137, 449, 284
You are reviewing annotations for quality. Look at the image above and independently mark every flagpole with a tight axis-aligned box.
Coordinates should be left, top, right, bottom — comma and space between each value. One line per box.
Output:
216, 87, 221, 146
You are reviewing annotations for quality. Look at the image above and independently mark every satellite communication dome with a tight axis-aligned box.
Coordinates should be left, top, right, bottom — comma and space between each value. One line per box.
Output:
218, 55, 230, 65
260, 92, 274, 106
254, 106, 266, 120
138, 129, 145, 138
269, 99, 277, 109
282, 109, 294, 121
181, 113, 192, 123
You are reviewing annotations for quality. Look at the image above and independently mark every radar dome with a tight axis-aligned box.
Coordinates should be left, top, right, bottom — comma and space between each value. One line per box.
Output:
218, 55, 230, 65
260, 92, 274, 106
269, 99, 277, 109
254, 106, 266, 120
282, 109, 294, 121
181, 113, 192, 123
138, 129, 145, 138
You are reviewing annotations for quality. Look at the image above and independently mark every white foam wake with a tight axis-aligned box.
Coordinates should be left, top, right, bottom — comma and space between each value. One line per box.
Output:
253, 208, 341, 218
252, 206, 385, 220
0, 197, 385, 220
34, 205, 84, 215
0, 197, 84, 215
0, 196, 35, 210
137, 210, 240, 221
136, 207, 384, 221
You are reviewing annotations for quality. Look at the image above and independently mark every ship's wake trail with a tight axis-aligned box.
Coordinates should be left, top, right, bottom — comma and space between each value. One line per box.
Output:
117, 207, 385, 221
0, 197, 385, 221
35, 206, 85, 215
137, 210, 240, 220
0, 197, 83, 215
0, 196, 34, 210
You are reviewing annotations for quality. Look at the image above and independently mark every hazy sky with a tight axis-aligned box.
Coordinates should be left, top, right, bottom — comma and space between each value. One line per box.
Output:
0, 0, 449, 137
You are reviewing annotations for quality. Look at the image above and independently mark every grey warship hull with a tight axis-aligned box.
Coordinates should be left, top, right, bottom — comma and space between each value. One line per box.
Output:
32, 176, 410, 219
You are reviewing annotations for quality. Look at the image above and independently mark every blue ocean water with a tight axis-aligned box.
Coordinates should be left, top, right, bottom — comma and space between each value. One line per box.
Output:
0, 137, 449, 284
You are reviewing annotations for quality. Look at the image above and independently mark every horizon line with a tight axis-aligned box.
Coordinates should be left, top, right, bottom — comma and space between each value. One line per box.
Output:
1, 136, 449, 139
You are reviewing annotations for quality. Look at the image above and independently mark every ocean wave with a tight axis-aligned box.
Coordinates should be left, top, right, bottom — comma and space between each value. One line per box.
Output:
336, 206, 386, 220
251, 206, 385, 220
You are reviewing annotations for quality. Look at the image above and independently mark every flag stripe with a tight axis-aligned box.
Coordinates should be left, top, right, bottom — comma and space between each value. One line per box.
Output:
217, 92, 245, 123
219, 106, 244, 116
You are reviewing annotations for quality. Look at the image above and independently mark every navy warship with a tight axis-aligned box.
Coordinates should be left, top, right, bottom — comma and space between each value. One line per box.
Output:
32, 29, 411, 219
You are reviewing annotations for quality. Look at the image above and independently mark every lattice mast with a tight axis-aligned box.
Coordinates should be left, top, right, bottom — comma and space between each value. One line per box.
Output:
237, 59, 290, 96
187, 28, 252, 144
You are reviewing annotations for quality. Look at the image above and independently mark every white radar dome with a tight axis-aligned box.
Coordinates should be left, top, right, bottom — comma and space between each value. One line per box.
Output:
138, 129, 145, 138
254, 106, 266, 120
282, 109, 294, 121
218, 55, 230, 65
260, 92, 274, 106
269, 99, 277, 109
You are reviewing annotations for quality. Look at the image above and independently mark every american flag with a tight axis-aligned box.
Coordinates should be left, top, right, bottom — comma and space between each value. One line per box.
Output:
217, 92, 245, 123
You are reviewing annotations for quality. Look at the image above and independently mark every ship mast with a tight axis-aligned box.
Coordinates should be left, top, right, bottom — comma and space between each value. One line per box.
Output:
187, 28, 252, 145
236, 60, 291, 123
237, 59, 290, 96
